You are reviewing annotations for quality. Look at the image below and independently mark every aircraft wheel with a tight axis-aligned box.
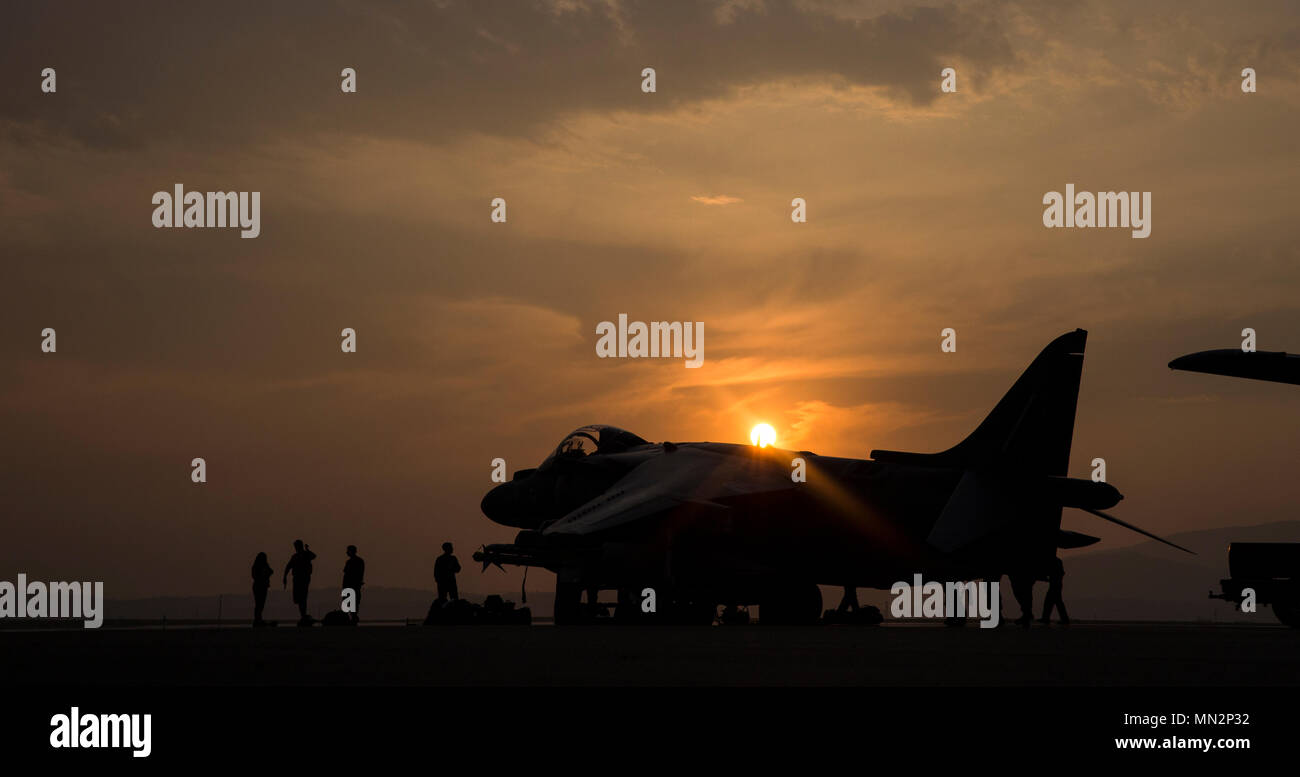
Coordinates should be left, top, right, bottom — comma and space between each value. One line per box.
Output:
614, 588, 642, 622
554, 581, 584, 626
667, 598, 717, 625
760, 583, 822, 625
1271, 598, 1300, 629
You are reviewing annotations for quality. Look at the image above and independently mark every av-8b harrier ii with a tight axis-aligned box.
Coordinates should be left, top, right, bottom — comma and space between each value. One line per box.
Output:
475, 330, 1191, 624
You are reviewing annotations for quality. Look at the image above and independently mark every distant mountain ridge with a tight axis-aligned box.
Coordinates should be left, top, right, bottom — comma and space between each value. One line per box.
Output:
1061, 519, 1300, 623
101, 521, 1300, 625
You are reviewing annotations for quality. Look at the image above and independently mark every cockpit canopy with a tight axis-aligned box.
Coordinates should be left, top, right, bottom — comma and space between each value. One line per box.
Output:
482, 425, 651, 529
543, 425, 650, 465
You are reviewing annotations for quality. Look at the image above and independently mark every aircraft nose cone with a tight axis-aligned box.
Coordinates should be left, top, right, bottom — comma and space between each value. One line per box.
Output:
480, 483, 514, 525
1097, 482, 1123, 509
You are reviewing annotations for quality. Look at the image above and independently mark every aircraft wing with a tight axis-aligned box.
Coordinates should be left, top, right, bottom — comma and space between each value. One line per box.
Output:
1169, 349, 1300, 386
543, 445, 797, 536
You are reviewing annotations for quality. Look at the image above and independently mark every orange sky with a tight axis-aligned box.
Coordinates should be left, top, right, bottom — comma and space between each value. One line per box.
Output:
2, 0, 1298, 597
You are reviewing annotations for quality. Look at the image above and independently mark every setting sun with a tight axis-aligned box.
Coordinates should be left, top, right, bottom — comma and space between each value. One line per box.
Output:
750, 423, 777, 448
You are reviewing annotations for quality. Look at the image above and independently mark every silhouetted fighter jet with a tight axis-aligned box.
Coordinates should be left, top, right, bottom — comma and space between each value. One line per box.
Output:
1169, 349, 1300, 385
476, 330, 1191, 624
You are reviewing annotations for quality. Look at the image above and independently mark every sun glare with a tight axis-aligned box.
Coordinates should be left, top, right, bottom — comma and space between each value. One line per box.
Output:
750, 423, 777, 448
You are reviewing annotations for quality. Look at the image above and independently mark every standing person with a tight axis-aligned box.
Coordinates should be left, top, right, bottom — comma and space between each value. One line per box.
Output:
282, 540, 317, 624
342, 545, 365, 624
1039, 556, 1070, 625
1008, 560, 1036, 628
434, 542, 461, 603
251, 552, 273, 626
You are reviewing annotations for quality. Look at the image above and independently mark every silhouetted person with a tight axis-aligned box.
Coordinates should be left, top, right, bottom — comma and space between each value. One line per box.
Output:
435, 542, 461, 603
251, 552, 273, 626
1039, 556, 1069, 625
283, 540, 317, 622
1009, 564, 1035, 627
837, 586, 859, 613
342, 545, 365, 624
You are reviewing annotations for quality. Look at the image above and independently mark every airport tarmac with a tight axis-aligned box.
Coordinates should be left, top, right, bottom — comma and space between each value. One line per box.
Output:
4, 621, 1297, 686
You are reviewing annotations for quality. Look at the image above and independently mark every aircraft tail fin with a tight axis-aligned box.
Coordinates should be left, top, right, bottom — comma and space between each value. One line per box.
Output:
874, 330, 1088, 555
868, 330, 1187, 558
871, 329, 1087, 475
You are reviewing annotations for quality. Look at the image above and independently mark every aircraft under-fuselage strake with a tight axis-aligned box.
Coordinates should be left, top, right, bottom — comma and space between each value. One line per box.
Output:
475, 329, 1191, 624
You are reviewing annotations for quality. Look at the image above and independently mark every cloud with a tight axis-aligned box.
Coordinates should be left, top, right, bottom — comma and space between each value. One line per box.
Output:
0, 0, 1020, 151
691, 194, 744, 205
4, 0, 1300, 595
